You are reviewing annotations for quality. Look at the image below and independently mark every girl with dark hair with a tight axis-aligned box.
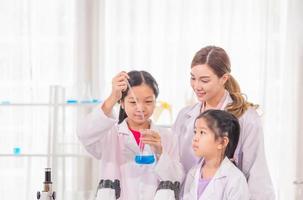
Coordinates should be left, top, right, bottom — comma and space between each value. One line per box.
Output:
183, 110, 249, 200
78, 70, 184, 200
173, 46, 274, 199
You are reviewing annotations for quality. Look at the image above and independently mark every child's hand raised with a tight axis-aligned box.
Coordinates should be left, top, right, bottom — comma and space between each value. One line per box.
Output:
110, 71, 130, 102
140, 129, 163, 156
102, 71, 129, 116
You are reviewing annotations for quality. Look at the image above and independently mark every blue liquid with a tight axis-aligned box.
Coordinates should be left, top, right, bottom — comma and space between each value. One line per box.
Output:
135, 155, 155, 164
80, 99, 102, 104
80, 100, 91, 104
1, 101, 10, 104
66, 99, 78, 104
92, 99, 101, 103
13, 147, 21, 155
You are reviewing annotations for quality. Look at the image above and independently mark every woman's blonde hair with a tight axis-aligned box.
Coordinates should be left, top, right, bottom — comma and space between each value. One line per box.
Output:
191, 46, 257, 118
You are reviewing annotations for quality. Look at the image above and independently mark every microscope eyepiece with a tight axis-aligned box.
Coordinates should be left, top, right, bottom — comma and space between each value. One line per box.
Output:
44, 168, 52, 184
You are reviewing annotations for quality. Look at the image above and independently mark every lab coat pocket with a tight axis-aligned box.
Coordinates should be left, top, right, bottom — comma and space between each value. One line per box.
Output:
95, 179, 121, 200
154, 190, 175, 200
96, 188, 116, 200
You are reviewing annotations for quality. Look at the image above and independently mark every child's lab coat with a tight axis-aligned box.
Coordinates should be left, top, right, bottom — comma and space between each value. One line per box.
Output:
78, 105, 184, 200
183, 157, 249, 200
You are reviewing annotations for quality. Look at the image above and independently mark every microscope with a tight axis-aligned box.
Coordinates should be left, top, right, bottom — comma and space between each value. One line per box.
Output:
37, 168, 56, 200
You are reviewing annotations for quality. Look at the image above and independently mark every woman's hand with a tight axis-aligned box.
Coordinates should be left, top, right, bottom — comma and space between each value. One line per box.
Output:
140, 129, 163, 156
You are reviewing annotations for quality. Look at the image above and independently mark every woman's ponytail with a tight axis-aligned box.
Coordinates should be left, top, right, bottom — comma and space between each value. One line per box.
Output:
225, 75, 257, 118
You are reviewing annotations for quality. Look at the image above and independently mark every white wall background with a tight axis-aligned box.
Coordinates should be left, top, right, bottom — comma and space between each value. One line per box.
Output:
0, 0, 302, 199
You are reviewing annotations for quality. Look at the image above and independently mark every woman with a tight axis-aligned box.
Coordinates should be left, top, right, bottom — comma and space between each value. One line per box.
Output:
173, 46, 275, 199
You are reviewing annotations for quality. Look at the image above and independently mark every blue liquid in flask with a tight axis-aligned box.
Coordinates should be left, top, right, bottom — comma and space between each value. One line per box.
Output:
134, 137, 155, 165
135, 154, 155, 164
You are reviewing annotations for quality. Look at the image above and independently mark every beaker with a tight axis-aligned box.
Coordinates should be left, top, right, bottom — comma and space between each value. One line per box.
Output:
134, 129, 155, 165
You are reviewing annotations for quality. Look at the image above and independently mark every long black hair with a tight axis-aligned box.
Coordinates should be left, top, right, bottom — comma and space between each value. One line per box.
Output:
118, 70, 159, 124
195, 109, 240, 161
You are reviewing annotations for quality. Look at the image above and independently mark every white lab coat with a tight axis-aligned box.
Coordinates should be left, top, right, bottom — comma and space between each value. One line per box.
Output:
183, 157, 249, 200
173, 92, 275, 200
77, 104, 184, 200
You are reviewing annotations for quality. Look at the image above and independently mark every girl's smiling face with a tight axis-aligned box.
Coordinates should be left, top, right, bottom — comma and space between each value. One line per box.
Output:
121, 84, 156, 125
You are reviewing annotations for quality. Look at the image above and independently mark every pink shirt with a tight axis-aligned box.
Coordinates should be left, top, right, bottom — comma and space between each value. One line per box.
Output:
129, 128, 141, 146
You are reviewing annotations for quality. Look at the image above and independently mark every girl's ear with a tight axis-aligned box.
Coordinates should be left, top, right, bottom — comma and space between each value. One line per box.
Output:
217, 136, 229, 149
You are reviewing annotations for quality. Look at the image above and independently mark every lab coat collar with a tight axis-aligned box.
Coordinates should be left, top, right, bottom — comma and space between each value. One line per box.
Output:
116, 119, 159, 135
197, 157, 232, 180
116, 119, 159, 154
193, 157, 233, 199
221, 91, 233, 110
185, 103, 202, 118
185, 90, 233, 118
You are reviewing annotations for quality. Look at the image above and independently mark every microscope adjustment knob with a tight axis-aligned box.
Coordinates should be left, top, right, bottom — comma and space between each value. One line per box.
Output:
37, 191, 41, 199
52, 191, 56, 199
